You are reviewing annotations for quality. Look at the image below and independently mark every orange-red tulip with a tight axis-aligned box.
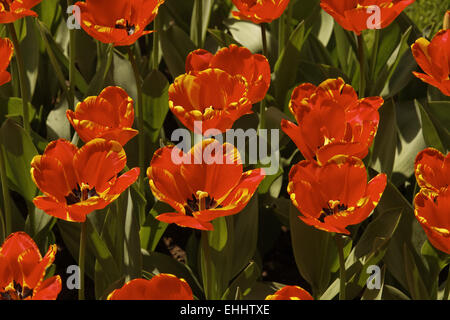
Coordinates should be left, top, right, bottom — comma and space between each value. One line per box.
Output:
281, 78, 383, 162
265, 285, 314, 300
231, 0, 291, 24
107, 274, 193, 300
288, 155, 387, 234
0, 0, 42, 23
0, 232, 61, 300
147, 139, 265, 230
31, 138, 140, 222
414, 189, 450, 254
75, 0, 165, 46
320, 0, 415, 35
0, 37, 13, 86
66, 86, 138, 146
415, 148, 449, 196
169, 68, 252, 135
186, 45, 271, 104
411, 29, 450, 96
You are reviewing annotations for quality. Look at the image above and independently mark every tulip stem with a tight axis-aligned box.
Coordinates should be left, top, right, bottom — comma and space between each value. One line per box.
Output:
67, 0, 76, 110
260, 24, 268, 130
196, 0, 203, 48
152, 14, 160, 70
0, 147, 12, 237
78, 221, 87, 300
8, 23, 30, 134
444, 266, 450, 300
201, 231, 213, 300
335, 234, 346, 300
369, 29, 380, 88
357, 33, 366, 98
127, 46, 145, 190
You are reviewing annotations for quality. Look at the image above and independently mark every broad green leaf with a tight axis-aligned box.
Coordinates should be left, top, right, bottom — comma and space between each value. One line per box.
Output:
0, 119, 37, 203
223, 19, 272, 54
415, 100, 445, 153
371, 99, 397, 178
207, 29, 242, 47
274, 21, 308, 107
289, 203, 337, 298
190, 0, 213, 47
140, 201, 170, 252
221, 261, 260, 300
403, 244, 430, 300
142, 69, 169, 142
160, 24, 196, 78
0, 97, 36, 124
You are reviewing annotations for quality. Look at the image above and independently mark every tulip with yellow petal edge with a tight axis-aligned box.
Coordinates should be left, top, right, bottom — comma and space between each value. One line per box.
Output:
0, 232, 61, 300
414, 189, 450, 255
147, 139, 265, 230
281, 78, 383, 162
0, 37, 13, 86
75, 0, 165, 46
0, 0, 43, 23
231, 0, 291, 24
288, 155, 387, 234
411, 29, 450, 96
186, 45, 271, 104
169, 68, 252, 135
414, 148, 449, 195
107, 274, 193, 300
31, 138, 140, 223
320, 0, 415, 35
66, 86, 138, 146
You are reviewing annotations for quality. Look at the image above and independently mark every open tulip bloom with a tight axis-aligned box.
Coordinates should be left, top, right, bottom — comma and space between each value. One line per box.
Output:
107, 274, 194, 300
75, 0, 165, 46
320, 0, 416, 35
411, 29, 450, 96
147, 139, 266, 230
186, 45, 271, 104
0, 232, 61, 300
66, 86, 138, 146
31, 138, 140, 222
288, 155, 387, 234
169, 68, 252, 135
413, 148, 450, 254
281, 78, 383, 162
231, 0, 291, 24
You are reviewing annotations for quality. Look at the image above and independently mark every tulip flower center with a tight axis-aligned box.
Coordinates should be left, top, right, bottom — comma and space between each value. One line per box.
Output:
185, 191, 219, 216
65, 183, 99, 205
115, 19, 136, 36
0, 0, 11, 11
318, 200, 348, 222
0, 281, 33, 300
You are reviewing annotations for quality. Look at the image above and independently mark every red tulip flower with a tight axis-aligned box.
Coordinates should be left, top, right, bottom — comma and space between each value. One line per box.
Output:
265, 285, 314, 300
0, 37, 13, 86
0, 0, 43, 23
0, 232, 61, 300
75, 0, 165, 46
288, 155, 387, 234
66, 86, 138, 146
31, 138, 140, 222
169, 68, 252, 135
147, 139, 265, 230
281, 78, 383, 162
107, 274, 193, 300
320, 0, 415, 35
231, 0, 291, 24
411, 29, 450, 96
414, 189, 450, 254
415, 148, 449, 196
186, 45, 271, 104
